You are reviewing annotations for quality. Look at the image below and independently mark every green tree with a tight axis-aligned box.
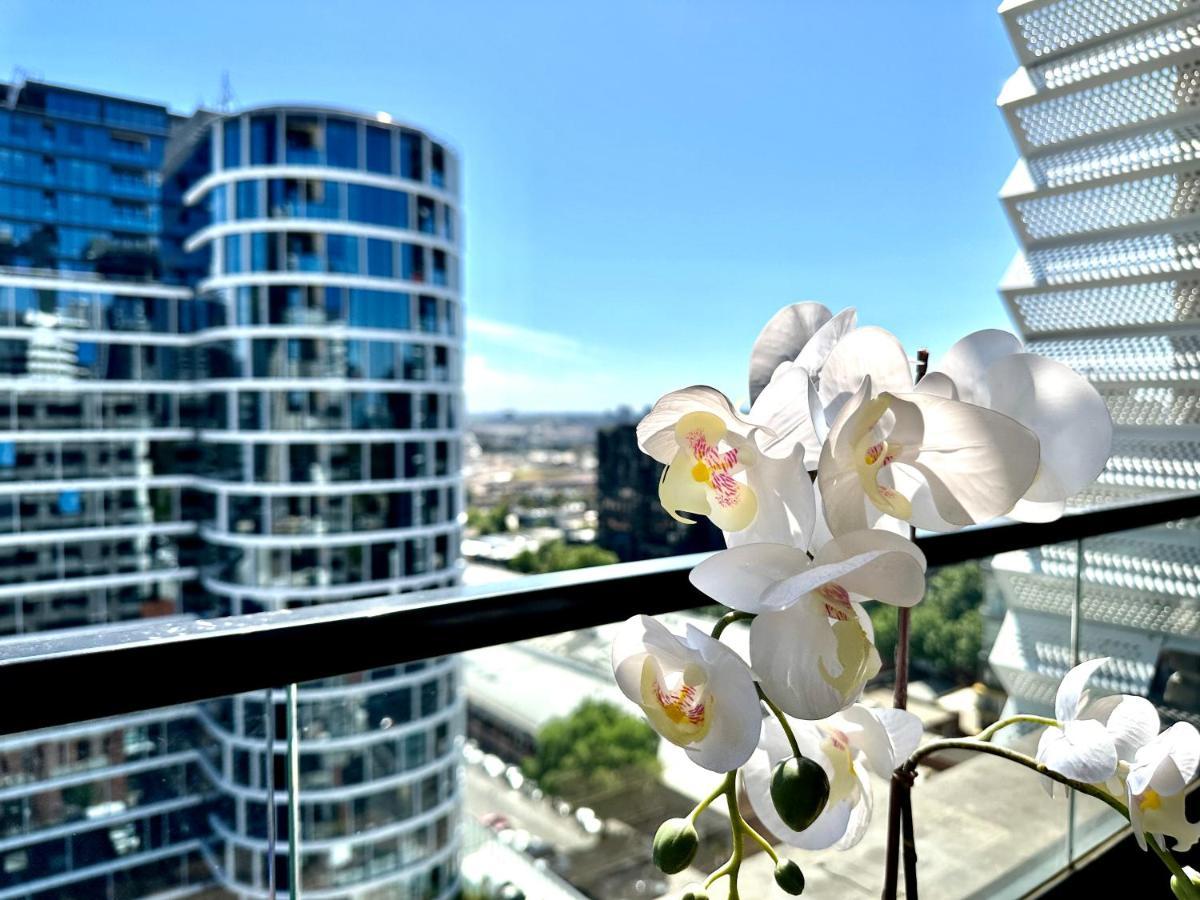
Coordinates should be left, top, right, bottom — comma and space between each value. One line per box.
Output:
508, 540, 618, 574
523, 699, 661, 798
466, 502, 510, 535
870, 562, 984, 682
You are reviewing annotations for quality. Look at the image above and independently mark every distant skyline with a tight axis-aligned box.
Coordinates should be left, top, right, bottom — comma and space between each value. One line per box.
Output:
3, 1, 1019, 412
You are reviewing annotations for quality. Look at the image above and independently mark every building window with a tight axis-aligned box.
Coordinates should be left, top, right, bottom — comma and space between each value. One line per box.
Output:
326, 118, 358, 169
366, 125, 392, 174
400, 131, 422, 181
285, 115, 321, 165
250, 114, 277, 165
367, 239, 393, 278
223, 118, 241, 169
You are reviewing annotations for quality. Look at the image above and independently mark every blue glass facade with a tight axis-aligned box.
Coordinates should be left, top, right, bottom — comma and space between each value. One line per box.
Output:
0, 81, 464, 899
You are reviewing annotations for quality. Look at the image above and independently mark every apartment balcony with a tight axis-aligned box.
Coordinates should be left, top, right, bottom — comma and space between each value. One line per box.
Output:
0, 493, 1193, 899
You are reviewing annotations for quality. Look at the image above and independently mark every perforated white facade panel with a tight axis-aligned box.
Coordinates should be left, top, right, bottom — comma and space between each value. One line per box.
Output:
994, 0, 1200, 723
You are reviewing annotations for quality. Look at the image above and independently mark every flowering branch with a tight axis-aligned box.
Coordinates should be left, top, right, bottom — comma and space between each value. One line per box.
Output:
894, 736, 1200, 900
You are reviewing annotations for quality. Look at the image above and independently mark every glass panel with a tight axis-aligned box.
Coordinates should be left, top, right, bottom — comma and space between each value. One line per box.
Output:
365, 125, 392, 174
222, 117, 241, 169
250, 114, 277, 165
326, 118, 358, 169
1072, 512, 1200, 861
0, 691, 273, 897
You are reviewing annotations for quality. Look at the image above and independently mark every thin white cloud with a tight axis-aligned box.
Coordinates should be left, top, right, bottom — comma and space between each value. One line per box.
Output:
465, 315, 582, 361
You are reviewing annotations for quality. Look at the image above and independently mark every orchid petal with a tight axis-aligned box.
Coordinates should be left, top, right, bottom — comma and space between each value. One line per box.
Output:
1037, 719, 1118, 785
724, 444, 815, 549
833, 762, 875, 850
1140, 787, 1200, 852
811, 529, 927, 608
796, 307, 858, 377
749, 364, 824, 463
1056, 656, 1111, 723
915, 371, 958, 400
1128, 780, 1150, 851
985, 354, 1113, 503
636, 385, 752, 464
751, 600, 875, 720
690, 543, 813, 614
751, 603, 843, 719
932, 329, 1023, 407
1083, 694, 1159, 762
749, 303, 834, 405
837, 705, 921, 775
817, 377, 877, 536
817, 327, 913, 420
889, 392, 1041, 529
658, 454, 708, 524
1007, 497, 1067, 523
1129, 722, 1200, 799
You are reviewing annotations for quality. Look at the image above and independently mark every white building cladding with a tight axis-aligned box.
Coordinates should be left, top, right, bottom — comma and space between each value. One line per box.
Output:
180, 107, 466, 897
990, 0, 1200, 720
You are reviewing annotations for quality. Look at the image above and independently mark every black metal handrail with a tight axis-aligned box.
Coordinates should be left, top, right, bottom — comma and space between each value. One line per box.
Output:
2, 492, 1198, 736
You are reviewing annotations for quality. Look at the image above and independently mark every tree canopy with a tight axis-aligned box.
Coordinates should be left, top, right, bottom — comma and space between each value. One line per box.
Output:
870, 562, 985, 682
508, 540, 618, 574
522, 699, 661, 798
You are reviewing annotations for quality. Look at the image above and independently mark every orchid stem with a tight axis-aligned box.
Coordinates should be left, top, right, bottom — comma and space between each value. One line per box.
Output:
757, 684, 802, 760
711, 610, 754, 640
899, 739, 1200, 900
975, 713, 1060, 742
688, 779, 728, 824
704, 771, 742, 892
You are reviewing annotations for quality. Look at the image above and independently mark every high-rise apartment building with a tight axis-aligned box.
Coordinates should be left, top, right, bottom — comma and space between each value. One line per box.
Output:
0, 79, 464, 898
989, 0, 1200, 722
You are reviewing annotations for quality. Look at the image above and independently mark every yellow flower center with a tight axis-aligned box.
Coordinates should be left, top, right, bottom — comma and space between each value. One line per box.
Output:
851, 396, 911, 520
639, 659, 712, 748
691, 460, 711, 482
1140, 788, 1163, 812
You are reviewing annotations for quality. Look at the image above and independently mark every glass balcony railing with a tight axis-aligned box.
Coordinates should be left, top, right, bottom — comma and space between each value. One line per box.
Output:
0, 493, 1196, 899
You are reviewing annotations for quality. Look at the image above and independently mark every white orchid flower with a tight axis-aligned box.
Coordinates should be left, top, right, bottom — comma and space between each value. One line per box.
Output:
743, 704, 923, 850
817, 374, 1042, 536
1036, 657, 1200, 851
1035, 657, 1122, 786
636, 385, 815, 547
690, 530, 926, 719
1124, 722, 1200, 851
918, 330, 1113, 523
611, 615, 761, 773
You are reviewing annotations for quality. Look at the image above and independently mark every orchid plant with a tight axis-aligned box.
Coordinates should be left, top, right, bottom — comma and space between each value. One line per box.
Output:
609, 304, 1200, 898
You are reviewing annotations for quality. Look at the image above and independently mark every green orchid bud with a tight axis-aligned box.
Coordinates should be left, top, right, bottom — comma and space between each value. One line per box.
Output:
1171, 865, 1200, 899
770, 757, 830, 832
652, 817, 699, 874
774, 859, 806, 895
681, 888, 709, 900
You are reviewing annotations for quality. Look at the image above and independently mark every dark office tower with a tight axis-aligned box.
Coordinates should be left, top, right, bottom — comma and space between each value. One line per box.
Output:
0, 79, 465, 898
991, 1, 1200, 720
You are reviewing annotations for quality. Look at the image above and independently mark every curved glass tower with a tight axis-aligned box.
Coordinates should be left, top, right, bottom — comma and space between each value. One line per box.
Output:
181, 107, 464, 897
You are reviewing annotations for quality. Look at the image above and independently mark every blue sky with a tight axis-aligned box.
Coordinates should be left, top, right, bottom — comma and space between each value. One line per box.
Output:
2, 1, 1021, 412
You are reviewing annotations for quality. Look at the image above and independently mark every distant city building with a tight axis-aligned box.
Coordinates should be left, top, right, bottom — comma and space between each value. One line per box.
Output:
0, 77, 464, 897
989, 0, 1200, 723
595, 422, 722, 562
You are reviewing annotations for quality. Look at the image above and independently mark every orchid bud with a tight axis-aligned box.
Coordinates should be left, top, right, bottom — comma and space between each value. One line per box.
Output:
771, 757, 830, 832
1171, 866, 1200, 899
652, 817, 699, 874
774, 859, 806, 895
681, 888, 709, 900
